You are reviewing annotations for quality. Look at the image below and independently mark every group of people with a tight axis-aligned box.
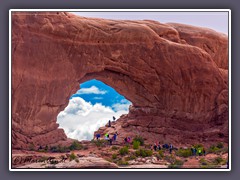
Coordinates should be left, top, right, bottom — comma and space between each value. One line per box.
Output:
93, 116, 119, 145
95, 132, 133, 146
191, 147, 206, 156
95, 132, 118, 145
151, 142, 174, 154
149, 142, 206, 156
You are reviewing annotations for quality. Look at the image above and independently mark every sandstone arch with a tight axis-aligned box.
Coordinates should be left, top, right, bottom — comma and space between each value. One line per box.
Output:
11, 12, 228, 149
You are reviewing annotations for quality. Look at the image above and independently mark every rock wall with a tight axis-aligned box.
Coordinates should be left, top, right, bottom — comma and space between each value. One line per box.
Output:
11, 12, 228, 149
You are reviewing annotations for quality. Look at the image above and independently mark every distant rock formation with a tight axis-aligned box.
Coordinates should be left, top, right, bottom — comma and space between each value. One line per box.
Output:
12, 12, 228, 149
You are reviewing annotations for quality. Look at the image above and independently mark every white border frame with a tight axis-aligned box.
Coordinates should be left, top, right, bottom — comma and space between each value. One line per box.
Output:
9, 9, 231, 172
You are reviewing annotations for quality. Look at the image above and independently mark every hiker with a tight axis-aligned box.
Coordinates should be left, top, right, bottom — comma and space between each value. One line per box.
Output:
198, 148, 202, 156
203, 148, 206, 156
191, 147, 196, 156
108, 135, 112, 145
169, 143, 173, 154
163, 143, 169, 149
96, 133, 101, 140
127, 137, 131, 143
191, 147, 194, 155
124, 137, 128, 144
113, 116, 116, 121
113, 132, 118, 141
153, 143, 157, 151
104, 133, 109, 140
157, 142, 161, 150
38, 145, 43, 150
44, 145, 48, 152
108, 120, 111, 127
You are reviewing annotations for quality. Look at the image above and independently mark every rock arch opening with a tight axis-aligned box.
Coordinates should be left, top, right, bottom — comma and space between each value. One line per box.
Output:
11, 12, 228, 149
57, 79, 132, 141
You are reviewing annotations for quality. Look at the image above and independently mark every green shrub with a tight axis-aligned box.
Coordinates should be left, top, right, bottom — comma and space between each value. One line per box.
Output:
144, 144, 152, 149
119, 146, 129, 155
201, 164, 217, 168
208, 144, 228, 155
91, 139, 106, 147
117, 160, 129, 165
155, 154, 162, 160
29, 143, 35, 151
199, 157, 224, 168
112, 153, 117, 159
59, 145, 70, 153
69, 141, 83, 150
221, 147, 229, 154
69, 152, 77, 161
37, 149, 47, 153
168, 159, 184, 168
193, 144, 204, 149
213, 157, 224, 165
133, 140, 140, 149
133, 136, 144, 146
125, 154, 137, 161
207, 145, 220, 154
49, 145, 70, 153
158, 150, 164, 158
199, 158, 208, 165
217, 142, 224, 149
164, 155, 176, 164
111, 146, 119, 150
135, 149, 153, 157
176, 148, 192, 158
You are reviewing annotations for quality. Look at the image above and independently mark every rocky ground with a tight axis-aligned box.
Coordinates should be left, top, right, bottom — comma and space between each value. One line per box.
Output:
12, 139, 228, 169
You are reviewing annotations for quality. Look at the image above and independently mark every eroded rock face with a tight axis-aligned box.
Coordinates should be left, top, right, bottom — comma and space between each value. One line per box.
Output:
11, 12, 228, 149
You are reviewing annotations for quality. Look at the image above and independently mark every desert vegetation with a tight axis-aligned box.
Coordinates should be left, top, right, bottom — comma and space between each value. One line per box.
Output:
14, 137, 228, 169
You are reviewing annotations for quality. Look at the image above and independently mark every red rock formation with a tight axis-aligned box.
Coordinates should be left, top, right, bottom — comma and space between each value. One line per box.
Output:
11, 12, 228, 149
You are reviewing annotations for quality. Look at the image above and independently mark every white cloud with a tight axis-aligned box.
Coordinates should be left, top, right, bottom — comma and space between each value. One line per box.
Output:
76, 86, 107, 95
120, 99, 129, 103
112, 103, 131, 112
112, 99, 132, 112
93, 97, 103, 100
57, 97, 129, 141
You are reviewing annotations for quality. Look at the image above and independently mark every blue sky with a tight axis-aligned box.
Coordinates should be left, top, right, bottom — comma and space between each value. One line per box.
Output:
71, 11, 228, 34
57, 80, 131, 140
71, 79, 130, 109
